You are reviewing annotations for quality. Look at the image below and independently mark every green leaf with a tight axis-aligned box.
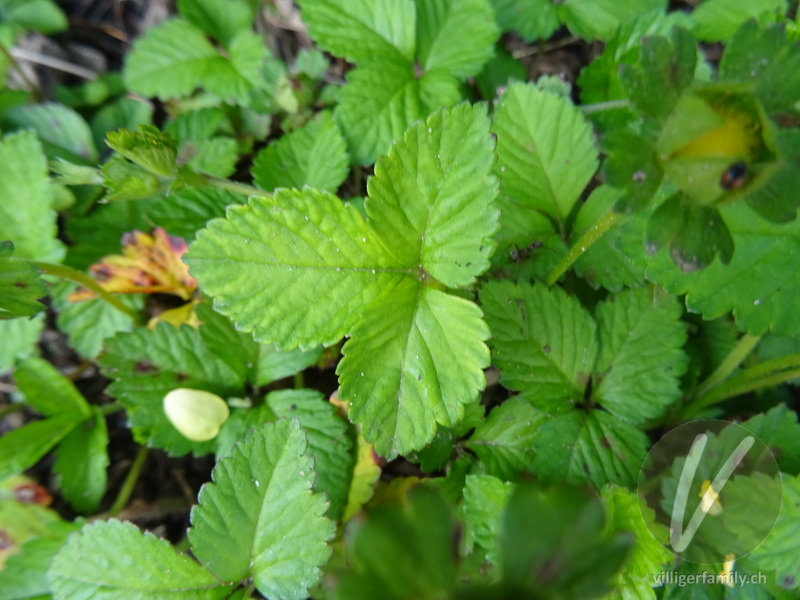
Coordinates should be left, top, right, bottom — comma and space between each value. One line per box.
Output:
489, 0, 559, 41
14, 357, 91, 419
0, 0, 66, 33
741, 405, 800, 475
339, 281, 490, 456
167, 107, 239, 178
691, 0, 787, 43
532, 411, 649, 488
719, 21, 800, 115
263, 390, 354, 520
149, 188, 241, 241
462, 474, 515, 563
558, 0, 667, 41
601, 129, 664, 213
0, 315, 43, 372
177, 0, 255, 46
0, 417, 78, 481
6, 103, 98, 162
189, 420, 334, 599
572, 187, 648, 291
499, 482, 633, 598
366, 102, 498, 287
592, 287, 688, 425
90, 97, 153, 155
54, 294, 142, 360
750, 474, 800, 590
335, 487, 457, 600
0, 242, 47, 319
0, 131, 64, 262
124, 20, 266, 104
600, 485, 671, 599
415, 0, 499, 79
492, 82, 598, 227
619, 27, 697, 120
645, 201, 800, 336
335, 61, 461, 165
254, 344, 323, 387
188, 189, 407, 350
252, 111, 349, 192
48, 520, 233, 599
52, 408, 109, 514
99, 323, 243, 456
463, 398, 544, 480
297, 0, 416, 66
481, 280, 597, 412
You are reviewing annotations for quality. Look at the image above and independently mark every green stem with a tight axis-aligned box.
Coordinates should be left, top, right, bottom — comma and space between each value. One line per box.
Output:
108, 446, 150, 517
99, 402, 124, 416
693, 334, 762, 399
203, 175, 274, 200
732, 352, 800, 381
545, 211, 621, 286
33, 262, 142, 323
581, 99, 631, 114
697, 368, 800, 410
0, 402, 27, 419
293, 371, 305, 389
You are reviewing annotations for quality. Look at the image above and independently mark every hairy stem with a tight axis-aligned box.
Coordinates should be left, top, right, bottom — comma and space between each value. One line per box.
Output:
108, 446, 150, 517
695, 367, 800, 411
693, 333, 762, 399
581, 99, 631, 114
33, 262, 142, 323
203, 175, 274, 200
545, 210, 621, 286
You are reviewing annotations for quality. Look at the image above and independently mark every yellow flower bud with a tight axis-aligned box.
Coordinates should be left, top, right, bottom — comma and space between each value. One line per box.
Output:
163, 388, 230, 442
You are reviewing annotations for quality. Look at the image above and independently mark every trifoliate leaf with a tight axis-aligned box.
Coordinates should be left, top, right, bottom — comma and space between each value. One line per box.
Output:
593, 286, 688, 425
488, 0, 559, 41
415, 0, 499, 79
463, 474, 515, 563
252, 111, 349, 192
690, 0, 787, 43
499, 482, 633, 599
177, 0, 255, 46
0, 416, 78, 481
335, 61, 461, 165
619, 27, 697, 120
14, 357, 91, 419
0, 241, 47, 319
49, 519, 233, 599
335, 487, 457, 600
0, 315, 43, 372
189, 420, 334, 600
163, 388, 231, 442
262, 390, 354, 520
297, 0, 416, 67
0, 131, 64, 262
188, 189, 407, 350
366, 102, 498, 287
573, 187, 648, 291
481, 281, 597, 412
719, 21, 800, 115
53, 284, 142, 359
558, 0, 666, 41
99, 323, 243, 456
532, 411, 649, 488
749, 474, 800, 590
463, 398, 545, 480
645, 201, 800, 336
339, 281, 489, 457
493, 82, 598, 227
600, 485, 671, 600
6, 102, 98, 162
52, 407, 109, 514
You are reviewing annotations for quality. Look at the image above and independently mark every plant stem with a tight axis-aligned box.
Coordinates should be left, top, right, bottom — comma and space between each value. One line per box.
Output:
203, 175, 274, 200
99, 402, 124, 415
695, 368, 800, 411
581, 99, 631, 114
33, 262, 142, 323
693, 333, 762, 399
108, 446, 150, 517
545, 210, 621, 286
294, 371, 305, 389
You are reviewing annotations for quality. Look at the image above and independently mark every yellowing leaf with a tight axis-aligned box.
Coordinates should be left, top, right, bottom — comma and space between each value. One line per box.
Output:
69, 228, 197, 302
